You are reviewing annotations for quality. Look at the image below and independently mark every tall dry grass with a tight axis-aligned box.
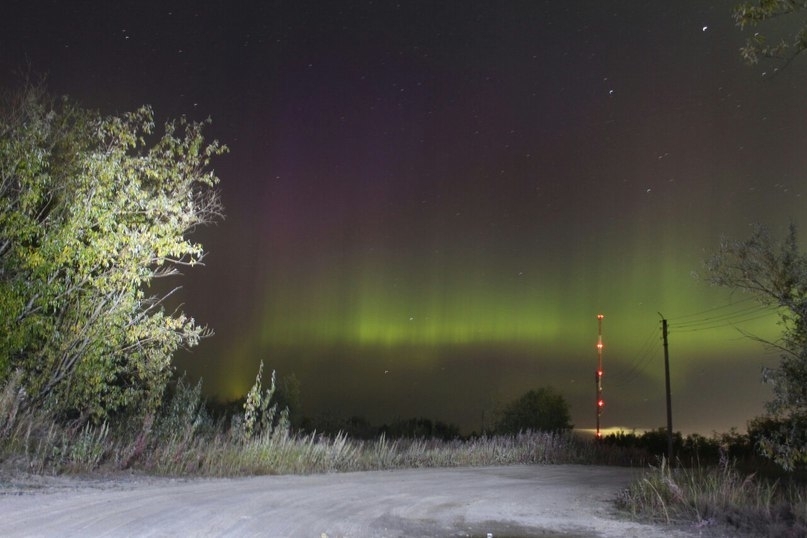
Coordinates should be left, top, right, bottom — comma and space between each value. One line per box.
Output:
617, 456, 807, 537
0, 370, 629, 477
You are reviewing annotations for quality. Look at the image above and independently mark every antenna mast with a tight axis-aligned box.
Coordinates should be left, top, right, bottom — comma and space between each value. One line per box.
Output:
595, 314, 604, 439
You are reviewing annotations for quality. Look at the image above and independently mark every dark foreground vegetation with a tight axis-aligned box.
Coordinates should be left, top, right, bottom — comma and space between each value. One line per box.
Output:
604, 429, 807, 537
1, 370, 806, 537
0, 370, 635, 477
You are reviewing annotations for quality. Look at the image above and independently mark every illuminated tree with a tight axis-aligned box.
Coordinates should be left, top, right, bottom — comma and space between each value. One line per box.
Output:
734, 1, 807, 65
494, 387, 572, 434
0, 83, 225, 421
706, 225, 807, 469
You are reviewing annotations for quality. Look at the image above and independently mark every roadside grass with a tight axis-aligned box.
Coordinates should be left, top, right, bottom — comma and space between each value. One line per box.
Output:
0, 371, 637, 477
0, 410, 627, 477
7, 371, 807, 536
617, 456, 807, 537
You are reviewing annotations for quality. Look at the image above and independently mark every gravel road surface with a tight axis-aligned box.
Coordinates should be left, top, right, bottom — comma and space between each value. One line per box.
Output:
0, 464, 710, 537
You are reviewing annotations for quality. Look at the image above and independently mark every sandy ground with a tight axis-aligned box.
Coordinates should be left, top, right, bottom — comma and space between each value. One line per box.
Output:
0, 464, 721, 537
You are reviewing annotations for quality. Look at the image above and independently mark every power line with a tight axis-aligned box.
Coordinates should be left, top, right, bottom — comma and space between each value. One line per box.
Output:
609, 327, 659, 377
668, 296, 758, 321
670, 309, 779, 333
669, 303, 778, 328
609, 328, 663, 390
668, 302, 778, 330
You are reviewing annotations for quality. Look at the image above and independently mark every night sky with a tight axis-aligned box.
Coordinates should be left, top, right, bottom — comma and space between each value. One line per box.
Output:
3, 1, 806, 435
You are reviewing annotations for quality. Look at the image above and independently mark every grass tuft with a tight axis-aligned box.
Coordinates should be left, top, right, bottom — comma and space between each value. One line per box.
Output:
617, 456, 807, 536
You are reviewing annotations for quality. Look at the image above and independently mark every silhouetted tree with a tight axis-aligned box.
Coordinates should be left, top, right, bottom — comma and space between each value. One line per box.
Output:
273, 372, 301, 427
494, 387, 572, 434
380, 417, 461, 440
707, 224, 807, 469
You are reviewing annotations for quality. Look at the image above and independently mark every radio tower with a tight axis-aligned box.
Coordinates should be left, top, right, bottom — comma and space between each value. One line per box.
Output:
595, 314, 604, 439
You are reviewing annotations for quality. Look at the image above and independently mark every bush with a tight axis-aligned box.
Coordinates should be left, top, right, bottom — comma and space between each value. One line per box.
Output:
0, 82, 225, 422
494, 387, 572, 434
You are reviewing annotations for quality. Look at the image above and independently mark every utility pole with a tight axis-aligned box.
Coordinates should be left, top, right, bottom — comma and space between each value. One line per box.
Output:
595, 314, 604, 439
659, 314, 673, 461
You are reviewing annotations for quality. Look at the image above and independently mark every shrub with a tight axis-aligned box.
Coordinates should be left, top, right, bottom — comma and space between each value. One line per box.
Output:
494, 387, 572, 434
0, 82, 225, 421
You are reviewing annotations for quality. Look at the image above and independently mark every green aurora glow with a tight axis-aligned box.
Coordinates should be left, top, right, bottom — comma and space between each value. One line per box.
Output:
208, 206, 786, 434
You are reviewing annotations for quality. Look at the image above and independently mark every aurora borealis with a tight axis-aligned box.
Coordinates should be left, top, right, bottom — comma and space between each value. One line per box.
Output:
3, 1, 807, 434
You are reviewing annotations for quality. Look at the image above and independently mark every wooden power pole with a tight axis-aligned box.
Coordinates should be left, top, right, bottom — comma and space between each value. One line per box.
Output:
660, 315, 673, 461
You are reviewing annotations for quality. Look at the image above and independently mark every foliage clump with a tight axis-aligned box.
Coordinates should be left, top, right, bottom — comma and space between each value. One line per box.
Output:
734, 1, 807, 66
238, 361, 290, 441
493, 387, 573, 435
706, 225, 807, 470
0, 82, 225, 422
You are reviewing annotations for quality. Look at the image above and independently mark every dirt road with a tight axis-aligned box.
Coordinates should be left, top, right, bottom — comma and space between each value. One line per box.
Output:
0, 464, 706, 537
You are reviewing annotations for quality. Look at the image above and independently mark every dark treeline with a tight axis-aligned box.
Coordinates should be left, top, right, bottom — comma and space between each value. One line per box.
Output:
602, 420, 807, 481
